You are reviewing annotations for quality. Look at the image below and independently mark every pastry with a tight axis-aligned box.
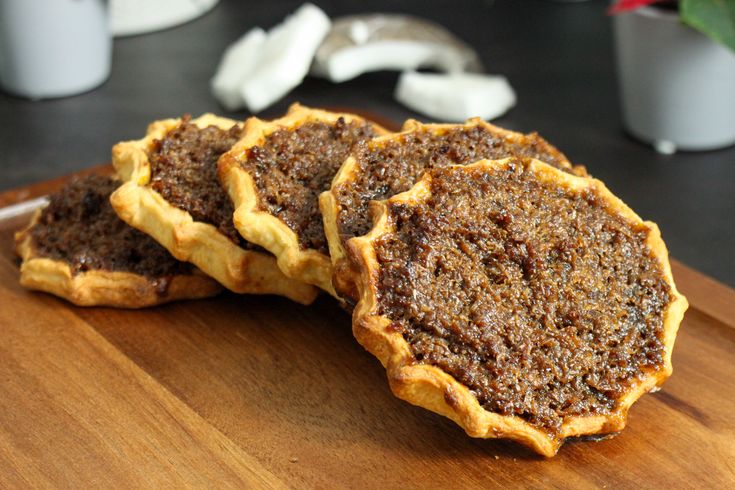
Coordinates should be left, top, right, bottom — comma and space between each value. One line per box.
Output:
110, 114, 318, 305
219, 104, 388, 296
347, 158, 687, 456
15, 175, 222, 308
321, 118, 588, 303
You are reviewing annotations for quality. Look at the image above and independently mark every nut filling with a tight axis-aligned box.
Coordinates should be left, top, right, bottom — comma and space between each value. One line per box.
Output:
31, 175, 192, 281
243, 118, 376, 253
372, 161, 672, 433
335, 125, 582, 244
148, 118, 250, 248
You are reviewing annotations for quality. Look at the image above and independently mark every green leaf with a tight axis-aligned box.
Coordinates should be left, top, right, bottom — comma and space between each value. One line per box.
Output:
680, 0, 735, 53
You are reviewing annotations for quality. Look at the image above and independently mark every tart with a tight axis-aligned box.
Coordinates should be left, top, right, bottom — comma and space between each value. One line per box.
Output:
321, 118, 588, 303
109, 114, 318, 305
15, 175, 222, 308
347, 158, 688, 457
218, 104, 388, 297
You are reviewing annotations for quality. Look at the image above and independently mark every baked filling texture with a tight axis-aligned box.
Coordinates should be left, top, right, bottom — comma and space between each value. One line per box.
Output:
244, 117, 376, 254
348, 158, 687, 456
110, 114, 319, 304
219, 104, 387, 297
15, 175, 222, 307
322, 119, 587, 301
13, 105, 688, 455
148, 117, 253, 249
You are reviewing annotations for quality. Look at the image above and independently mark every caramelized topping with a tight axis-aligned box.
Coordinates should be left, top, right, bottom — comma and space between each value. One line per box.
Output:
371, 160, 670, 433
335, 124, 580, 245
243, 118, 376, 253
149, 118, 250, 248
31, 175, 191, 281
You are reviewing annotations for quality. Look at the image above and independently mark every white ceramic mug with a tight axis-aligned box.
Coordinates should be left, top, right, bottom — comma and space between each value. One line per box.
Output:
0, 0, 112, 99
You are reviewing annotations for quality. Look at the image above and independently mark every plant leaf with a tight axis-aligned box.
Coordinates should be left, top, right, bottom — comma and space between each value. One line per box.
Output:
681, 0, 735, 53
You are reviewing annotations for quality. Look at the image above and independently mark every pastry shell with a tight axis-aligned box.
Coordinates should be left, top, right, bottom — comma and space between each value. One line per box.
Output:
15, 208, 222, 308
110, 114, 318, 305
347, 158, 688, 457
320, 117, 588, 302
218, 103, 389, 298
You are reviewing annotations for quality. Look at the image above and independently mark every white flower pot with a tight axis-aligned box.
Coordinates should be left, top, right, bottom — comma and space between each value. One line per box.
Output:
614, 7, 735, 152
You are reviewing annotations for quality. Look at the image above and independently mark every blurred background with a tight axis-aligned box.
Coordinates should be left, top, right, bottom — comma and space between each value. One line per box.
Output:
1, 0, 734, 286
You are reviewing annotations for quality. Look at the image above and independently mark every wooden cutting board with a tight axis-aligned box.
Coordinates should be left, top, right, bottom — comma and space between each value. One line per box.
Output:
0, 168, 733, 488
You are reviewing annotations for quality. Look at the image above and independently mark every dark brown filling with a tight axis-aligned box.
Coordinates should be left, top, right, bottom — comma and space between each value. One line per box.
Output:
335, 125, 583, 245
243, 118, 376, 254
30, 175, 192, 282
149, 117, 251, 248
372, 160, 670, 434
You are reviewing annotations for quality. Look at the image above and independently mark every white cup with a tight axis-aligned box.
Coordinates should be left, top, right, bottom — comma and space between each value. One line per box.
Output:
0, 0, 112, 99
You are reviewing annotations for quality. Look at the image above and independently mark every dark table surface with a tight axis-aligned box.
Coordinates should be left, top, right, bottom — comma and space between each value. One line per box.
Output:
1, 0, 733, 287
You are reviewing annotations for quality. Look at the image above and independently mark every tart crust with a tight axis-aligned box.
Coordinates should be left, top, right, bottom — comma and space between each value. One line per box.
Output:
15, 208, 222, 308
320, 117, 588, 302
347, 158, 688, 457
109, 114, 318, 305
218, 104, 389, 297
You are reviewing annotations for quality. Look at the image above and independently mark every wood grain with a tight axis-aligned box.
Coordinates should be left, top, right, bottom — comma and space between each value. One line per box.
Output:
1, 178, 734, 487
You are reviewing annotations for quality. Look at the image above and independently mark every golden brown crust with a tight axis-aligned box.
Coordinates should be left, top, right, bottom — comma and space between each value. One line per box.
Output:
109, 114, 319, 305
321, 117, 588, 301
218, 103, 389, 298
14, 209, 222, 308
347, 158, 688, 457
